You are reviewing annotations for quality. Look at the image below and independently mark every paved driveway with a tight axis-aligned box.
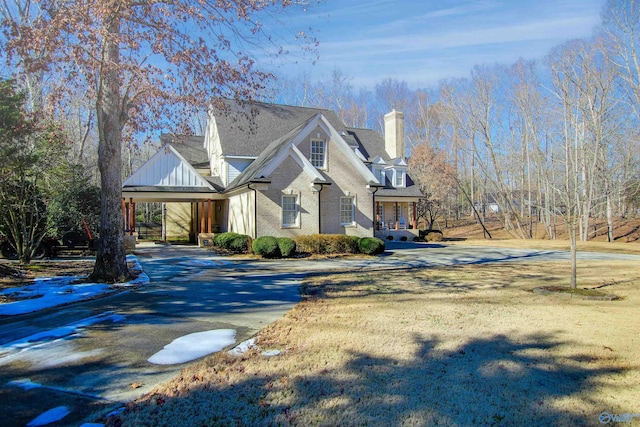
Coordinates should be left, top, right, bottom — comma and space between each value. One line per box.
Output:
1, 241, 638, 426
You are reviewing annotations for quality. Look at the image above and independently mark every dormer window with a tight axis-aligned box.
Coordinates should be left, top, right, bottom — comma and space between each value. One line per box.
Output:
372, 167, 385, 184
394, 170, 405, 187
311, 139, 326, 169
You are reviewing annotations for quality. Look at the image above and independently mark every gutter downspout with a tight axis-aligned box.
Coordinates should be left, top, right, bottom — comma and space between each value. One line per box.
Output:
247, 183, 257, 239
312, 182, 331, 234
367, 183, 382, 237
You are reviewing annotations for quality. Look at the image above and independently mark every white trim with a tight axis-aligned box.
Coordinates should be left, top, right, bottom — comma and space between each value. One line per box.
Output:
221, 155, 258, 160
281, 194, 300, 228
316, 115, 379, 183
289, 145, 326, 182
340, 195, 356, 226
253, 112, 377, 187
258, 114, 324, 178
310, 138, 327, 169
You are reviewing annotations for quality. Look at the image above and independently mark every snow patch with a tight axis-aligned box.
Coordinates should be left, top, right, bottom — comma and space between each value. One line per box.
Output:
261, 350, 282, 357
0, 312, 124, 365
228, 338, 257, 356
0, 256, 148, 315
148, 329, 236, 365
27, 406, 70, 426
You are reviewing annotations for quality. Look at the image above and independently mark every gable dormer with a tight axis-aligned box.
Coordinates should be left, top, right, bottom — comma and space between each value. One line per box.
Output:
370, 156, 386, 184
385, 157, 408, 188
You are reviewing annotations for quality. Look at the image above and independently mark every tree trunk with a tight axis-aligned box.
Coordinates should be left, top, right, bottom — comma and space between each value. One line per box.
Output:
89, 15, 129, 283
569, 220, 577, 289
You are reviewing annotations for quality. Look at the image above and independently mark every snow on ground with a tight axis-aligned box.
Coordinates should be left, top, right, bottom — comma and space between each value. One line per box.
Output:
228, 338, 257, 356
26, 405, 70, 427
148, 329, 236, 365
228, 338, 282, 357
0, 311, 125, 365
0, 256, 149, 316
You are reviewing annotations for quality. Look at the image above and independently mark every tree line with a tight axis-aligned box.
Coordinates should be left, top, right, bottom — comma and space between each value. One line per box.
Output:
265, 1, 640, 248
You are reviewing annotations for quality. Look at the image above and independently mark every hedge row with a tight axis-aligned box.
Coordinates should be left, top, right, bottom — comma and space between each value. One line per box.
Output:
294, 234, 360, 255
212, 232, 386, 258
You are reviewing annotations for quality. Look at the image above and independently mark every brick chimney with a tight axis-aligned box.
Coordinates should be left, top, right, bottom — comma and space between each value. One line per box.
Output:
384, 109, 405, 159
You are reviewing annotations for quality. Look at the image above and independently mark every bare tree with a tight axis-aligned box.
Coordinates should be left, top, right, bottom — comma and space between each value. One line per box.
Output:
3, 0, 315, 282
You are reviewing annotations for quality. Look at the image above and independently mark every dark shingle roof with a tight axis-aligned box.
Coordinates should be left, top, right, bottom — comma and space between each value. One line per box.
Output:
225, 116, 318, 191
376, 178, 423, 198
213, 100, 346, 157
346, 128, 393, 162
160, 134, 208, 169
157, 101, 422, 198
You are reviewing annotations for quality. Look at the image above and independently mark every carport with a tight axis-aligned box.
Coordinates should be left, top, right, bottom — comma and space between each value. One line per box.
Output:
121, 143, 227, 243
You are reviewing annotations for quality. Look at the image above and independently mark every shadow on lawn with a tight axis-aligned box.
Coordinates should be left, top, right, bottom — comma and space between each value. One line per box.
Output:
110, 332, 627, 426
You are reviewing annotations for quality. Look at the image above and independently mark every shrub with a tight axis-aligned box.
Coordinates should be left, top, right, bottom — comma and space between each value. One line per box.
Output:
358, 237, 385, 255
253, 236, 280, 258
277, 237, 296, 258
424, 230, 444, 242
214, 232, 250, 253
294, 234, 359, 254
229, 234, 250, 253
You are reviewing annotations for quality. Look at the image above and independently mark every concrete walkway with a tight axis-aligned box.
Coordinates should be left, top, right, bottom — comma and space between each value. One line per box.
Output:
1, 241, 638, 426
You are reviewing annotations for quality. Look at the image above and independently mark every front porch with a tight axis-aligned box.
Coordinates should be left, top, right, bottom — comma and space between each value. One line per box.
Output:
373, 199, 419, 240
121, 189, 226, 245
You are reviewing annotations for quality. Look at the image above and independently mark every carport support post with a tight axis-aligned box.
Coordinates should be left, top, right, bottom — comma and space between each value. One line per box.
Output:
121, 198, 126, 231
130, 198, 136, 236
200, 200, 205, 233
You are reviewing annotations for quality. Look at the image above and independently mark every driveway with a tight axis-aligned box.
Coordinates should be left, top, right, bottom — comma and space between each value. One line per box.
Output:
1, 241, 638, 426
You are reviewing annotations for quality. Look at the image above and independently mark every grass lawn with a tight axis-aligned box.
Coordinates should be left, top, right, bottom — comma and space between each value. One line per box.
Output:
113, 259, 640, 426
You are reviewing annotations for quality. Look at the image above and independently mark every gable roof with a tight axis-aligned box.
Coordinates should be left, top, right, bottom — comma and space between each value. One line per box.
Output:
226, 113, 379, 192
211, 100, 347, 157
123, 145, 215, 191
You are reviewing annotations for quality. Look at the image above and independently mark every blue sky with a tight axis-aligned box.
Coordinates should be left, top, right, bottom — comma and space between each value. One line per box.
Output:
265, 0, 606, 88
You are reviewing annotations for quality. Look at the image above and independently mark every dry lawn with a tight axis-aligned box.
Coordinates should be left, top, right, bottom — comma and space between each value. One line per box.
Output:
112, 260, 640, 427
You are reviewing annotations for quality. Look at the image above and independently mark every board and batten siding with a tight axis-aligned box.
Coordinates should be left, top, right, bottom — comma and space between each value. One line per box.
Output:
124, 147, 210, 187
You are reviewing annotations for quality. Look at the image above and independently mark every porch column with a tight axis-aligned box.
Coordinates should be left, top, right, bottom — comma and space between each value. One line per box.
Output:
200, 200, 205, 233
129, 198, 136, 236
207, 199, 212, 233
121, 198, 126, 231
413, 202, 417, 229
395, 201, 399, 230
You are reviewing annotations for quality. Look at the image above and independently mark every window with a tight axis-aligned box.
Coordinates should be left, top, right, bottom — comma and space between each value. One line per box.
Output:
340, 196, 355, 226
373, 167, 384, 184
311, 139, 326, 168
394, 170, 405, 187
282, 195, 299, 227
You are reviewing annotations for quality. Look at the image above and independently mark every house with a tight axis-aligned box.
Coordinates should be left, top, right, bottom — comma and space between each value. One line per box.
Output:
122, 101, 423, 244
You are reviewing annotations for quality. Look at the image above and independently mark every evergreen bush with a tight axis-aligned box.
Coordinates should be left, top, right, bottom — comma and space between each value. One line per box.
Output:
277, 237, 296, 258
358, 237, 386, 255
252, 236, 280, 258
214, 232, 250, 253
